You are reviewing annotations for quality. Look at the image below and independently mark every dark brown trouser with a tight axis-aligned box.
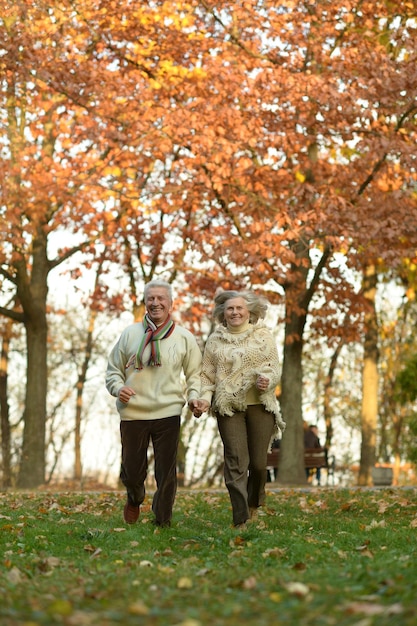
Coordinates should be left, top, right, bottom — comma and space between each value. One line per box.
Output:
217, 405, 275, 526
120, 416, 180, 525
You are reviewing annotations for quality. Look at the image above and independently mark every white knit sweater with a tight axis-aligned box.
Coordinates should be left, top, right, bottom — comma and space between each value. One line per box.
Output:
106, 322, 202, 421
200, 321, 285, 433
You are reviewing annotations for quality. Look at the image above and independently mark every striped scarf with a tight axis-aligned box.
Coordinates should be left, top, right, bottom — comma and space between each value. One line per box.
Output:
135, 314, 175, 370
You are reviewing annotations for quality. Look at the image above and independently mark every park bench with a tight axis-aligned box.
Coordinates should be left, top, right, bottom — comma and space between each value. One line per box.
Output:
266, 447, 335, 484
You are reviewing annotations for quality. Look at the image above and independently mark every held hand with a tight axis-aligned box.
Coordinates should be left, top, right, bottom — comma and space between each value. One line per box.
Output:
256, 375, 269, 392
189, 399, 210, 418
118, 386, 136, 404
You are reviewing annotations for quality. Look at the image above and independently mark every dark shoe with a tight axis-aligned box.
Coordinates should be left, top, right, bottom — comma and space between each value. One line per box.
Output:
123, 502, 140, 524
151, 519, 171, 528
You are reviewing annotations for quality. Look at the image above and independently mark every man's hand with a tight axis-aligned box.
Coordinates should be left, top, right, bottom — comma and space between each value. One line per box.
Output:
188, 399, 210, 418
118, 386, 136, 404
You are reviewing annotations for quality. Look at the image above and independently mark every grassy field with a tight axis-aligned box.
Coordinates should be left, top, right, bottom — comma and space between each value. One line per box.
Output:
1, 486, 416, 625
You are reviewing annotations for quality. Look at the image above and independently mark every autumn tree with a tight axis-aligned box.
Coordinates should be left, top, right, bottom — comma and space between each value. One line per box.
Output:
0, 0, 215, 486
160, 1, 417, 484
0, 2, 119, 486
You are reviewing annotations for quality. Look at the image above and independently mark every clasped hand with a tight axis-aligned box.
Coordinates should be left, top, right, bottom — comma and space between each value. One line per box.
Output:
188, 399, 210, 418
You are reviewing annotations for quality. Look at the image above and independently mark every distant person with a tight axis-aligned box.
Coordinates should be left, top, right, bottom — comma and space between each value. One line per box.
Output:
193, 290, 285, 528
106, 280, 202, 527
304, 423, 322, 485
268, 438, 281, 481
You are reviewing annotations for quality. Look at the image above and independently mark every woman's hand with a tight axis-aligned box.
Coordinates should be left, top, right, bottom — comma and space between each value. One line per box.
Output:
189, 399, 210, 418
256, 375, 269, 391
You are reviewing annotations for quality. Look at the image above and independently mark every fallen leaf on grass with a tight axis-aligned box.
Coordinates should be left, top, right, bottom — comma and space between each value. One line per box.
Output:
228, 549, 244, 558
298, 497, 308, 510
36, 556, 61, 571
243, 576, 257, 589
269, 592, 282, 603
345, 601, 403, 616
340, 498, 359, 512
253, 520, 267, 529
365, 519, 386, 530
262, 547, 287, 558
230, 535, 246, 547
158, 565, 175, 574
354, 544, 374, 558
47, 599, 73, 616
83, 544, 96, 553
89, 548, 102, 559
377, 501, 390, 514
161, 548, 174, 556
128, 600, 149, 615
283, 581, 310, 598
177, 576, 193, 589
7, 566, 25, 584
67, 609, 97, 625
196, 568, 210, 577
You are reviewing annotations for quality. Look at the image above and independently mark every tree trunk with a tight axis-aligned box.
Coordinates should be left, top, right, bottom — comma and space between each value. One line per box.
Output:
276, 236, 331, 485
277, 239, 310, 486
18, 310, 48, 487
74, 261, 104, 481
0, 322, 13, 488
16, 235, 49, 488
323, 340, 344, 448
278, 318, 308, 485
358, 263, 378, 486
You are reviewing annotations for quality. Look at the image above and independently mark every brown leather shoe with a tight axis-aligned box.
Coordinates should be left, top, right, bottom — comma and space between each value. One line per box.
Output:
123, 502, 140, 524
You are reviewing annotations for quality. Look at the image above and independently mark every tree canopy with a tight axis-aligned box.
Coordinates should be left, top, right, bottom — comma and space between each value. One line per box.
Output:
1, 0, 416, 486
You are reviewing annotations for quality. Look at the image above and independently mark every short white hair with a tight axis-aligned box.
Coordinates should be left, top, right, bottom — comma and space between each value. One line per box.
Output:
144, 280, 173, 302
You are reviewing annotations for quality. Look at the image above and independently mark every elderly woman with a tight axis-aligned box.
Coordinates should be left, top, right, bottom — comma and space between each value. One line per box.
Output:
195, 290, 285, 527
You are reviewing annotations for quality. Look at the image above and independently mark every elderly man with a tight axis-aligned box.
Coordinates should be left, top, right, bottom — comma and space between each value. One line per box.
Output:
106, 280, 202, 527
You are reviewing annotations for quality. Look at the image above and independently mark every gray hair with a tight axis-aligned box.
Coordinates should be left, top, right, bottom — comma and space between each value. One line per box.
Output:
144, 280, 173, 303
213, 290, 269, 325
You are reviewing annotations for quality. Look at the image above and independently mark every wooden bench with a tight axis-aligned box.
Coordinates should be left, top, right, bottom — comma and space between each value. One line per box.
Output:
266, 447, 335, 484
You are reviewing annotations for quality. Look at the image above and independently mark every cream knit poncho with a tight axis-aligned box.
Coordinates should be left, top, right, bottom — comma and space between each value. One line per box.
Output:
200, 322, 286, 434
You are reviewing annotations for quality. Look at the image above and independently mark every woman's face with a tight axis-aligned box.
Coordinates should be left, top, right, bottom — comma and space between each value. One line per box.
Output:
224, 297, 250, 327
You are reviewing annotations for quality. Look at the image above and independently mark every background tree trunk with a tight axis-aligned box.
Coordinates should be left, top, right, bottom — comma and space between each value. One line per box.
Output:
0, 322, 12, 488
279, 321, 307, 485
16, 235, 49, 488
278, 239, 310, 485
358, 264, 378, 486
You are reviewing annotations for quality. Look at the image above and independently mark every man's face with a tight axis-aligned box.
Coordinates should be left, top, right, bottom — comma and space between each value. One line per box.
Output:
145, 287, 173, 326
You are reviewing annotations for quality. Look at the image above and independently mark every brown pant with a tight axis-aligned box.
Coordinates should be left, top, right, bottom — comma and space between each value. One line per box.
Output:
120, 416, 180, 525
217, 405, 275, 526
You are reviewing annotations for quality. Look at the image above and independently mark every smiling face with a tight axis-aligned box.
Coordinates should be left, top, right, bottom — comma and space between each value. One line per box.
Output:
224, 296, 250, 328
145, 287, 173, 326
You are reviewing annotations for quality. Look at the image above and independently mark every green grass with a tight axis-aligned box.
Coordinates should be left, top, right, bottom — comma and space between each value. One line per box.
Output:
1, 487, 417, 625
